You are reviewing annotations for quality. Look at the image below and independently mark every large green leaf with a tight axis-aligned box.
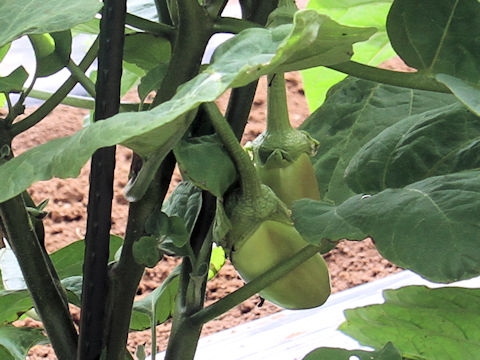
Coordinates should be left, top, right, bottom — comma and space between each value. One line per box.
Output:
300, 77, 456, 204
174, 135, 237, 198
123, 33, 170, 71
436, 74, 480, 117
50, 235, 123, 280
293, 170, 480, 283
0, 10, 373, 203
130, 266, 180, 331
0, 325, 46, 360
0, 291, 33, 324
345, 103, 480, 193
301, 0, 395, 110
387, 0, 480, 84
304, 342, 401, 360
340, 286, 480, 360
0, 0, 102, 48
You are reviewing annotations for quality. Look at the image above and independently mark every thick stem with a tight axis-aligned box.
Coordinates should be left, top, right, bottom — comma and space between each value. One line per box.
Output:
328, 61, 450, 93
11, 37, 99, 136
0, 197, 78, 359
204, 102, 262, 201
150, 0, 213, 106
164, 193, 216, 360
77, 0, 126, 358
266, 73, 292, 133
190, 244, 321, 325
213, 17, 259, 34
0, 129, 77, 358
125, 13, 175, 38
104, 153, 176, 360
66, 60, 96, 97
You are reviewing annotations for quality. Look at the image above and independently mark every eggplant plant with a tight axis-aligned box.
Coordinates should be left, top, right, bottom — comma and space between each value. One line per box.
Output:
0, 0, 479, 359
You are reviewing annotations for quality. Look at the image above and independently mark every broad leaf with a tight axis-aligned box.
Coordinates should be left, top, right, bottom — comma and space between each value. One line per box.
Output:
0, 0, 102, 48
0, 67, 28, 93
345, 103, 480, 193
138, 64, 168, 101
130, 266, 180, 331
162, 181, 203, 236
387, 0, 480, 84
28, 31, 72, 78
0, 291, 33, 324
304, 342, 401, 360
140, 210, 193, 260
61, 276, 83, 307
0, 10, 373, 203
300, 77, 456, 204
174, 135, 237, 198
341, 286, 480, 360
50, 235, 123, 279
132, 236, 163, 268
302, 0, 395, 110
0, 325, 46, 360
293, 170, 480, 283
436, 74, 480, 116
123, 33, 170, 71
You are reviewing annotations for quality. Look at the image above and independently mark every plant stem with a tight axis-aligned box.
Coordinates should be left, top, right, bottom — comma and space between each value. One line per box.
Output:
77, 0, 126, 358
213, 17, 260, 34
203, 102, 262, 201
11, 37, 99, 136
164, 193, 216, 360
125, 13, 175, 39
266, 73, 292, 133
104, 153, 176, 360
0, 197, 78, 359
67, 60, 96, 97
26, 89, 139, 112
150, 1, 213, 106
0, 143, 77, 358
224, 0, 279, 139
328, 61, 450, 93
190, 244, 321, 325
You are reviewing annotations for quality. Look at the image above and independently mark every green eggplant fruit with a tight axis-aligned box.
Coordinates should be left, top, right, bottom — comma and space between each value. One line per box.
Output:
231, 219, 330, 309
256, 152, 320, 208
251, 73, 321, 208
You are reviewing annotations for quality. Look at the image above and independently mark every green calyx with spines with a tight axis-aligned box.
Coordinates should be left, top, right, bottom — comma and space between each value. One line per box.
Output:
251, 127, 319, 169
223, 184, 291, 253
251, 72, 319, 169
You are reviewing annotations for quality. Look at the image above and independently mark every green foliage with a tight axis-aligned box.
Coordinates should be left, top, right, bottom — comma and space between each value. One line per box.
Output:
28, 31, 72, 78
1, 1, 480, 359
340, 286, 480, 360
0, 0, 102, 48
0, 326, 47, 360
0, 291, 33, 324
0, 67, 28, 93
0, 10, 372, 203
123, 33, 171, 71
304, 342, 401, 360
293, 170, 480, 283
345, 103, 480, 193
301, 0, 395, 109
49, 235, 123, 279
130, 266, 180, 331
174, 135, 237, 197
301, 77, 456, 204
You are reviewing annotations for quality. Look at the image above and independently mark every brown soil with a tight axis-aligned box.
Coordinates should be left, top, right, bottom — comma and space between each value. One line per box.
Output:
11, 70, 402, 360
